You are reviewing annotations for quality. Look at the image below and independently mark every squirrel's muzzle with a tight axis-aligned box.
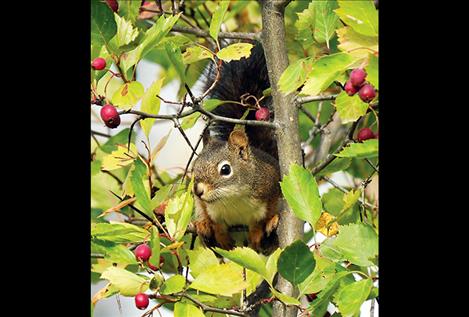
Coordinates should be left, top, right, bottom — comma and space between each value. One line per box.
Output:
194, 182, 206, 198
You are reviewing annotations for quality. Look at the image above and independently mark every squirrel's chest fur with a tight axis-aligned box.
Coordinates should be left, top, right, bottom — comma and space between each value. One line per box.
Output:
197, 195, 267, 227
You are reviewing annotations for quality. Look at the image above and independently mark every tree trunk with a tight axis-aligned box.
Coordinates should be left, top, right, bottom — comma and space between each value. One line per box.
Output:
260, 1, 304, 317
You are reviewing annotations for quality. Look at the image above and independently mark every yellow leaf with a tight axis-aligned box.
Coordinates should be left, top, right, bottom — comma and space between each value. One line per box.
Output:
101, 143, 138, 171
315, 212, 339, 237
216, 43, 254, 62
336, 26, 378, 59
151, 129, 172, 161
92, 283, 119, 306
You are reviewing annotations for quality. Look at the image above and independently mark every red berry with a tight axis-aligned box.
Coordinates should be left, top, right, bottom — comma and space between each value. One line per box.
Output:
105, 0, 119, 12
100, 104, 121, 129
349, 68, 367, 87
134, 244, 152, 261
91, 57, 106, 71
357, 128, 376, 142
135, 293, 149, 310
255, 107, 270, 121
344, 80, 358, 96
306, 293, 317, 302
358, 84, 376, 103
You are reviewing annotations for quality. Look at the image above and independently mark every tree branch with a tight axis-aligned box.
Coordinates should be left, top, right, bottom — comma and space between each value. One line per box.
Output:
296, 94, 338, 105
260, 1, 303, 317
171, 25, 261, 41
113, 106, 277, 128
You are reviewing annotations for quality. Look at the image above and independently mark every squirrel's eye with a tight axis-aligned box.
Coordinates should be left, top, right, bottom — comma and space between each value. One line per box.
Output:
217, 160, 232, 177
220, 164, 231, 176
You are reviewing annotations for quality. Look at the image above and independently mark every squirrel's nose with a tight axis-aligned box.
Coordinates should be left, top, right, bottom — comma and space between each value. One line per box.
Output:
194, 182, 205, 197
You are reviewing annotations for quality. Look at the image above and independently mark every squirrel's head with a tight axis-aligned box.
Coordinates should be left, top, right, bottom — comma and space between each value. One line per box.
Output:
191, 129, 253, 203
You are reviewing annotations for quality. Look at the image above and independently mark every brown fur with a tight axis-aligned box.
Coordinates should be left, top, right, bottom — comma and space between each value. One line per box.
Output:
192, 130, 280, 253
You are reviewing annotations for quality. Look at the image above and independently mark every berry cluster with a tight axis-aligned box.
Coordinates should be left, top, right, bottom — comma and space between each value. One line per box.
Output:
344, 68, 377, 103
132, 243, 166, 310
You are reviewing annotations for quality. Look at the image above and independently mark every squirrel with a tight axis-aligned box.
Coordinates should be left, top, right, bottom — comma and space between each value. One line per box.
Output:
191, 42, 281, 254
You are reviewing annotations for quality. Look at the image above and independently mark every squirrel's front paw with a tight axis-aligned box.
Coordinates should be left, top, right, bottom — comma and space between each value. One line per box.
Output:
194, 219, 213, 238
265, 214, 279, 236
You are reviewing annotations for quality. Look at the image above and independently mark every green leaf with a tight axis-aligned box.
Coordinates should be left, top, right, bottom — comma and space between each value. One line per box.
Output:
316, 157, 352, 177
165, 185, 194, 241
265, 248, 282, 285
277, 240, 316, 285
323, 223, 378, 266
313, 0, 339, 48
140, 77, 164, 138
216, 43, 254, 62
270, 288, 301, 305
335, 139, 378, 159
189, 262, 249, 296
334, 91, 369, 123
91, 0, 117, 51
174, 302, 205, 317
160, 274, 186, 295
335, 0, 378, 37
148, 226, 161, 268
91, 239, 138, 265
175, 180, 194, 241
182, 46, 213, 64
180, 113, 201, 130
342, 189, 361, 211
295, 1, 315, 48
187, 247, 220, 278
336, 26, 378, 59
334, 279, 373, 317
131, 158, 153, 216
300, 53, 360, 96
365, 53, 378, 88
280, 164, 322, 228
214, 247, 268, 279
111, 81, 145, 110
278, 57, 313, 94
308, 271, 351, 316
100, 129, 132, 153
209, 1, 230, 41
118, 0, 141, 22
91, 222, 148, 243
165, 41, 186, 83
101, 267, 148, 296
121, 14, 181, 73
297, 254, 336, 296
150, 184, 172, 210
113, 13, 139, 47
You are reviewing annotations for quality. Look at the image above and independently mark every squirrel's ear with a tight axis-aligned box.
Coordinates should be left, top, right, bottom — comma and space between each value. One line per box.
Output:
228, 130, 249, 159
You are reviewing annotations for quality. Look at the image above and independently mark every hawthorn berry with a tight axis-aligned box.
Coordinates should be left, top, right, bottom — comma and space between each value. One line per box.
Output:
358, 84, 376, 103
134, 293, 149, 310
147, 260, 158, 271
357, 128, 376, 142
255, 107, 270, 121
105, 0, 118, 12
349, 68, 367, 87
91, 57, 106, 71
134, 244, 152, 261
344, 80, 358, 96
306, 293, 318, 302
100, 104, 121, 129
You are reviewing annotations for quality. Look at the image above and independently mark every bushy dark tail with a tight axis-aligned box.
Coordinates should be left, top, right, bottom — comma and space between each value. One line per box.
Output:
202, 42, 278, 159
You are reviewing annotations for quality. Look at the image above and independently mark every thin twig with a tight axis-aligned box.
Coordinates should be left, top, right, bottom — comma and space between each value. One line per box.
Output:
320, 176, 376, 210
296, 94, 338, 105
171, 25, 261, 41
